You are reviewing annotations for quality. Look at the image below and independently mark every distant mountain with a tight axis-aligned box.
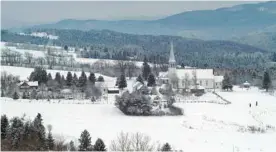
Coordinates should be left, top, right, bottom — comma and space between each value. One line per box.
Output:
26, 1, 276, 40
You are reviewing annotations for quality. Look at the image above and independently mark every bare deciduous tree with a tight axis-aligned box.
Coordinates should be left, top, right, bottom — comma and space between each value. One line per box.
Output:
110, 132, 155, 151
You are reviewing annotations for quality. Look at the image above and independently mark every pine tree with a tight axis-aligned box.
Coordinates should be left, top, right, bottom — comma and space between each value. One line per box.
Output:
88, 72, 96, 85
147, 74, 156, 87
161, 143, 172, 151
47, 131, 54, 150
69, 141, 76, 151
33, 113, 46, 150
78, 129, 92, 151
55, 72, 62, 84
118, 74, 127, 89
79, 71, 87, 88
142, 57, 151, 80
61, 75, 66, 87
263, 71, 271, 92
1, 90, 4, 97
22, 91, 28, 99
222, 73, 232, 90
66, 72, 73, 86
10, 117, 24, 150
93, 138, 106, 151
97, 76, 104, 82
115, 77, 120, 86
136, 74, 144, 84
73, 73, 78, 86
1, 114, 9, 139
47, 73, 52, 81
13, 91, 19, 100
29, 67, 48, 84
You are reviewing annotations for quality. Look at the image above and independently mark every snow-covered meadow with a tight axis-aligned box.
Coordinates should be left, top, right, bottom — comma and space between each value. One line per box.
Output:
1, 75, 276, 152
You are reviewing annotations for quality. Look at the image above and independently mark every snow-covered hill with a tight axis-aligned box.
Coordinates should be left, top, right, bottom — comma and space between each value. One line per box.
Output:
1, 86, 276, 152
1, 42, 153, 68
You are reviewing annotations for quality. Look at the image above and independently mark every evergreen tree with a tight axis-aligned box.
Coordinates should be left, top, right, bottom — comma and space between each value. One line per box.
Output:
73, 73, 79, 86
222, 73, 232, 90
22, 91, 28, 99
115, 77, 120, 86
13, 91, 19, 100
64, 45, 68, 51
88, 72, 96, 85
1, 114, 9, 139
1, 90, 4, 97
29, 67, 48, 84
263, 71, 271, 92
136, 74, 144, 84
181, 63, 185, 68
30, 89, 37, 99
93, 138, 106, 151
161, 143, 172, 151
142, 57, 151, 80
69, 140, 76, 151
118, 74, 127, 89
78, 129, 92, 151
61, 75, 66, 87
147, 74, 156, 87
55, 72, 62, 84
10, 117, 24, 150
33, 113, 46, 150
47, 73, 52, 81
79, 71, 87, 88
66, 72, 73, 86
97, 76, 104, 82
47, 131, 54, 150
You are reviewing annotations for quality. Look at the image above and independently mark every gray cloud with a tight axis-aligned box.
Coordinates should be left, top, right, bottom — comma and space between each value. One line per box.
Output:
1, 1, 265, 28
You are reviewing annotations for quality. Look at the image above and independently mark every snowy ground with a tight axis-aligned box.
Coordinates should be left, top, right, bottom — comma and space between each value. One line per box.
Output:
1, 86, 276, 152
1, 66, 115, 83
1, 42, 153, 68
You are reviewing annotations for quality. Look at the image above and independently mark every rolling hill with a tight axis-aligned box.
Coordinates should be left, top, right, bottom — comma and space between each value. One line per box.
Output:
26, 1, 276, 40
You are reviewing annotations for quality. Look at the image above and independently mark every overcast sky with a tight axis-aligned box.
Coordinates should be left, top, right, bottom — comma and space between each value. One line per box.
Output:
1, 1, 267, 27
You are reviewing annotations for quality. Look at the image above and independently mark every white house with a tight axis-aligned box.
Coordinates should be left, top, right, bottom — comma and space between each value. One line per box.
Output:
158, 42, 223, 90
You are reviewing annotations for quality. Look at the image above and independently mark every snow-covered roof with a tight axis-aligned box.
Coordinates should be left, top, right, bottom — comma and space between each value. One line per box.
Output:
177, 69, 214, 79
214, 76, 224, 82
159, 72, 168, 78
19, 81, 38, 87
243, 81, 250, 86
61, 89, 72, 94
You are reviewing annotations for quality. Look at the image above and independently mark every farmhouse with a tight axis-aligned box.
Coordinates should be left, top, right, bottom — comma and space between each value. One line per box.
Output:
18, 81, 38, 90
158, 42, 223, 91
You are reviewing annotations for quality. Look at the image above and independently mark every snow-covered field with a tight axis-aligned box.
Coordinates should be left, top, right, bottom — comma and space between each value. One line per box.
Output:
1, 66, 115, 82
1, 42, 154, 68
1, 86, 276, 152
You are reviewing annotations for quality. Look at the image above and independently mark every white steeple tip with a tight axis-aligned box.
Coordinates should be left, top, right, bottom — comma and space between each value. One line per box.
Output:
169, 41, 176, 63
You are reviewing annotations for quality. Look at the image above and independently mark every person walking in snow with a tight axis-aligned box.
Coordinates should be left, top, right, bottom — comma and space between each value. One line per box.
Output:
256, 101, 258, 106
249, 103, 251, 108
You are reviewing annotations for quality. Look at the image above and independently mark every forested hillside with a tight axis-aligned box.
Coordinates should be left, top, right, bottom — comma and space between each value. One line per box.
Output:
1, 29, 271, 69
233, 32, 276, 52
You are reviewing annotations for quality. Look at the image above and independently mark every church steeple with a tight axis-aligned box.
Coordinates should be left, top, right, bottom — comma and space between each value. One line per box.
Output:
169, 41, 176, 68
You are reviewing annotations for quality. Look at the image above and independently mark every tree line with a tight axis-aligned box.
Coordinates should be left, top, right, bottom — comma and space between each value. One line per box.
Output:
1, 113, 173, 151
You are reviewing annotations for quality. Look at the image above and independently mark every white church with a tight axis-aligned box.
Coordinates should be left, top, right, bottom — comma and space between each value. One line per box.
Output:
158, 42, 223, 91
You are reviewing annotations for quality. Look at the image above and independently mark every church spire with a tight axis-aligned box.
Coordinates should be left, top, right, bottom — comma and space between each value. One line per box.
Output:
169, 41, 176, 63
